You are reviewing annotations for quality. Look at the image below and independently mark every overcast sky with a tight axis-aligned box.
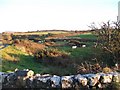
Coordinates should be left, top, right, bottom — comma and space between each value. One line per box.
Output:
0, 0, 119, 32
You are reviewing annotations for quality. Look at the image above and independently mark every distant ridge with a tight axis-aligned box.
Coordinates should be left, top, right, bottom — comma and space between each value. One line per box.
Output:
28, 29, 90, 32
2, 29, 91, 35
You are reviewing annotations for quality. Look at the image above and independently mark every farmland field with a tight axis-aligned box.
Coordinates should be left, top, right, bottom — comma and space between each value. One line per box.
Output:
1, 31, 118, 75
1, 31, 101, 75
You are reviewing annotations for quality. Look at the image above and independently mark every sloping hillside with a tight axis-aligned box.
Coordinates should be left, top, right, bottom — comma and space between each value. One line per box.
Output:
13, 39, 45, 55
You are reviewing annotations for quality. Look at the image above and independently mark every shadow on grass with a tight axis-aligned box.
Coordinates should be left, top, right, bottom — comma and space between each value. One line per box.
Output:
2, 53, 77, 75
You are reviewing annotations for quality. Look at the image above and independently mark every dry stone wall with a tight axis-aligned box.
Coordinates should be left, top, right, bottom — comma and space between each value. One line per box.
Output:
0, 69, 120, 89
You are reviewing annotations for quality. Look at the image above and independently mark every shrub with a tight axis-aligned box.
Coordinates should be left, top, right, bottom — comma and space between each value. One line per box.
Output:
76, 62, 102, 74
34, 48, 70, 66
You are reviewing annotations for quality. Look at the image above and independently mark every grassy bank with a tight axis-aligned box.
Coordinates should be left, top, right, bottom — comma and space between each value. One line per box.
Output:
1, 45, 103, 75
1, 45, 75, 75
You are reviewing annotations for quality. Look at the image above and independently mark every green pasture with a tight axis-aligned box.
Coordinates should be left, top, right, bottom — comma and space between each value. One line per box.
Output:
70, 33, 98, 40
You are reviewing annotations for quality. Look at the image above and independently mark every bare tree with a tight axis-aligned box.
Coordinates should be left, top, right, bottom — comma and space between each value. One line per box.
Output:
90, 21, 120, 64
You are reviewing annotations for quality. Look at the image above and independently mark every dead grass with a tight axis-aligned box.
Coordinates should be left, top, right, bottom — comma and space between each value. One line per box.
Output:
14, 39, 46, 55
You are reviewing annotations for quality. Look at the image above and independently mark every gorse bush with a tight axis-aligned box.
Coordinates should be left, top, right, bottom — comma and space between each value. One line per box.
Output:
46, 48, 70, 57
34, 48, 71, 66
34, 48, 70, 58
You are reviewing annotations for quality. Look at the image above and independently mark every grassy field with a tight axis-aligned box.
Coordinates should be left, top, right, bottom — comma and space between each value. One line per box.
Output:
56, 46, 102, 63
69, 33, 97, 40
1, 32, 108, 75
1, 45, 75, 75
1, 47, 103, 75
